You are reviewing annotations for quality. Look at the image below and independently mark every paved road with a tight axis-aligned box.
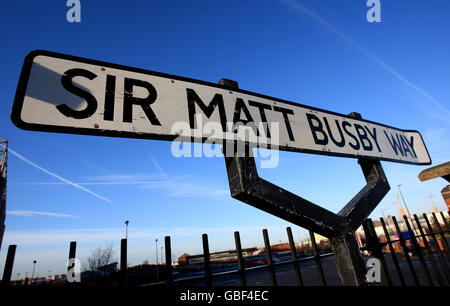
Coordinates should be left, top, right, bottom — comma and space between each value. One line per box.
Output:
173, 253, 450, 286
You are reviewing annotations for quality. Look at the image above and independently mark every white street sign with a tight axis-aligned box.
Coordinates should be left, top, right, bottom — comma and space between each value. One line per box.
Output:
11, 50, 431, 165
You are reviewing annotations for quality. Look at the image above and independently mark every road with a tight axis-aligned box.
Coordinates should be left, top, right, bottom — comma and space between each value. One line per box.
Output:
172, 253, 450, 286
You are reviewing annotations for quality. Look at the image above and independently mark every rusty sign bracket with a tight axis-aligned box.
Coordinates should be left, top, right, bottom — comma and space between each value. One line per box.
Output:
219, 79, 390, 286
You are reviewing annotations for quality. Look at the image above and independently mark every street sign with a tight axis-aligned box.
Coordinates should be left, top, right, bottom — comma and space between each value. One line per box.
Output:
11, 50, 431, 165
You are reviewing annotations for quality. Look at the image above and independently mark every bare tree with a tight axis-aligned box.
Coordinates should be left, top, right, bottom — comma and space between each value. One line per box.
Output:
82, 243, 115, 272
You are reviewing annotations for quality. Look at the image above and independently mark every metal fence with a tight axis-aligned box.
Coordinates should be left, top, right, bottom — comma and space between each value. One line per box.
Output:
1, 211, 450, 287
143, 227, 332, 287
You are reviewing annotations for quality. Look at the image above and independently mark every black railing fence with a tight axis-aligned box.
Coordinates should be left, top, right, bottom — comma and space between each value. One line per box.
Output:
1, 211, 449, 287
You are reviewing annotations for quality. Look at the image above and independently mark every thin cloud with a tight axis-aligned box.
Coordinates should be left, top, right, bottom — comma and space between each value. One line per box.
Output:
13, 172, 228, 198
281, 0, 450, 123
3, 146, 115, 205
14, 159, 229, 198
138, 180, 229, 198
144, 153, 228, 197
13, 180, 166, 186
1, 225, 274, 246
148, 153, 174, 187
0, 224, 308, 276
85, 174, 162, 182
7, 210, 80, 218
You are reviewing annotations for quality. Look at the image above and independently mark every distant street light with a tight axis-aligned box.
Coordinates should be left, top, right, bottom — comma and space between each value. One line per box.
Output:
155, 239, 159, 281
31, 260, 37, 285
155, 239, 158, 265
161, 246, 164, 265
397, 185, 412, 217
397, 184, 418, 232
425, 195, 439, 212
125, 220, 129, 240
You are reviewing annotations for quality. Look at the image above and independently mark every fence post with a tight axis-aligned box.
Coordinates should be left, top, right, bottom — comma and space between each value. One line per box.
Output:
413, 214, 444, 286
330, 231, 369, 286
403, 215, 433, 285
310, 231, 328, 286
262, 229, 277, 286
391, 216, 419, 285
362, 219, 392, 286
286, 227, 303, 286
432, 213, 450, 253
67, 241, 77, 285
202, 234, 212, 286
120, 238, 128, 287
380, 218, 406, 286
220, 81, 388, 287
423, 214, 450, 283
234, 231, 247, 286
68, 241, 76, 264
440, 211, 449, 230
1, 245, 16, 286
165, 236, 173, 284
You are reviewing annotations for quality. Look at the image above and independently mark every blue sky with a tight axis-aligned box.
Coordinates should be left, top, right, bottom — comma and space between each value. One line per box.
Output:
0, 0, 449, 278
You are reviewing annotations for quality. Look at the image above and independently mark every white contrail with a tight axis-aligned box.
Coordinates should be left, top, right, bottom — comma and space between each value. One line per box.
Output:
148, 153, 174, 187
7, 210, 80, 218
281, 0, 450, 122
14, 181, 166, 185
3, 145, 115, 205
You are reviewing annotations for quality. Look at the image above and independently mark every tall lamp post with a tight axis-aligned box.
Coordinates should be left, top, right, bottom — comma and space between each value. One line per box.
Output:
397, 185, 412, 217
124, 220, 129, 240
155, 239, 158, 264
155, 238, 159, 281
31, 260, 37, 285
397, 184, 418, 232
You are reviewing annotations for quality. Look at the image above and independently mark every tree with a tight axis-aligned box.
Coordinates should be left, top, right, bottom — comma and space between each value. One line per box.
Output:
82, 243, 115, 272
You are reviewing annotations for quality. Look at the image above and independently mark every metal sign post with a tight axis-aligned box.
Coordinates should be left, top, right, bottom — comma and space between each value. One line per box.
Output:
219, 79, 390, 286
10, 51, 432, 286
12, 50, 430, 165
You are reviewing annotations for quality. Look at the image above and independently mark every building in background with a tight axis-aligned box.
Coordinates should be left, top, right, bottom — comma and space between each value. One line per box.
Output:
418, 161, 450, 211
442, 185, 450, 211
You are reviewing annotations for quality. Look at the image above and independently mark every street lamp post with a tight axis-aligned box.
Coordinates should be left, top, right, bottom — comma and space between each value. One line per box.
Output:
155, 239, 158, 264
397, 184, 418, 232
155, 238, 159, 281
31, 260, 37, 285
397, 185, 412, 217
125, 220, 129, 240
